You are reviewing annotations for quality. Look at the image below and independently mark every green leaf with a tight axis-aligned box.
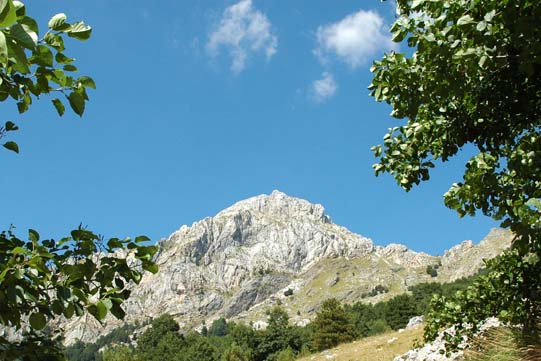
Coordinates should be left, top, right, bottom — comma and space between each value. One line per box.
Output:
526, 198, 541, 211
10, 23, 37, 49
89, 301, 108, 321
48, 13, 67, 30
29, 312, 46, 330
67, 91, 85, 116
392, 31, 406, 43
29, 229, 39, 243
484, 10, 496, 22
3, 141, 18, 153
19, 15, 37, 33
63, 64, 77, 72
55, 52, 73, 64
12, 246, 26, 254
13, 268, 24, 279
63, 304, 74, 318
110, 302, 126, 319
44, 33, 64, 51
30, 44, 53, 66
411, 0, 424, 10
476, 21, 486, 32
67, 21, 92, 40
457, 15, 474, 26
52, 98, 65, 116
142, 262, 158, 274
0, 0, 17, 27
107, 238, 123, 249
0, 31, 7, 65
12, 1, 24, 18
8, 40, 29, 73
135, 235, 150, 243
479, 55, 488, 68
78, 76, 96, 89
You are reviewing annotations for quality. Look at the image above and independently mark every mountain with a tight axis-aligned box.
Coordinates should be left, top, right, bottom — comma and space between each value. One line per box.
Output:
61, 191, 512, 344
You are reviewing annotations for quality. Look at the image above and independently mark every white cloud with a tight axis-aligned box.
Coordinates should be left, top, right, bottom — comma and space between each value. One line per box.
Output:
315, 9, 395, 69
311, 72, 338, 103
206, 0, 277, 74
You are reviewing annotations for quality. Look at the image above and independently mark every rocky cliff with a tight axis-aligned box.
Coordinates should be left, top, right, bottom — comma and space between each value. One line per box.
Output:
61, 191, 512, 344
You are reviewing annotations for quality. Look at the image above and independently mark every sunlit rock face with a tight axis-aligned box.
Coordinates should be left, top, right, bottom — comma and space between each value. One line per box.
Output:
60, 191, 512, 345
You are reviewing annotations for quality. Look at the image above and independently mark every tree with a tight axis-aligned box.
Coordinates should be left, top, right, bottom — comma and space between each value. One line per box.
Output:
136, 314, 182, 358
102, 345, 137, 361
371, 0, 541, 347
384, 294, 418, 330
311, 298, 356, 351
255, 306, 294, 361
182, 333, 219, 361
221, 342, 251, 361
209, 317, 230, 337
0, 1, 158, 357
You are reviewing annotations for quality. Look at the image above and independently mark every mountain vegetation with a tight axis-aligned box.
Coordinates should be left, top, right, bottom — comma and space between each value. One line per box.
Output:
65, 274, 482, 361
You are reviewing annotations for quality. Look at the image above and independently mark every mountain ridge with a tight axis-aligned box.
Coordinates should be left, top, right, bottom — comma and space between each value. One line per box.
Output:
59, 190, 512, 345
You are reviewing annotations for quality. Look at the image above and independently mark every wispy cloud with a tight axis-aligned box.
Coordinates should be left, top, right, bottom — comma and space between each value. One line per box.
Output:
311, 72, 338, 103
206, 0, 277, 74
314, 9, 395, 69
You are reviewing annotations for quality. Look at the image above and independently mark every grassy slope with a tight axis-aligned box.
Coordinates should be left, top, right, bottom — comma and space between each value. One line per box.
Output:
297, 326, 424, 361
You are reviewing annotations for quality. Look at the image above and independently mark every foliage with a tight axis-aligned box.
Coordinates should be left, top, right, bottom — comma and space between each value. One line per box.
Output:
228, 322, 257, 352
209, 317, 230, 337
0, 1, 159, 357
65, 322, 140, 361
255, 306, 295, 361
275, 347, 295, 361
221, 342, 251, 361
66, 275, 482, 361
0, 0, 96, 153
425, 250, 541, 350
1, 330, 66, 361
346, 302, 386, 337
426, 265, 438, 277
312, 298, 357, 351
372, 0, 541, 348
102, 345, 137, 361
0, 227, 157, 359
183, 333, 219, 361
361, 284, 389, 298
384, 294, 419, 330
136, 314, 182, 360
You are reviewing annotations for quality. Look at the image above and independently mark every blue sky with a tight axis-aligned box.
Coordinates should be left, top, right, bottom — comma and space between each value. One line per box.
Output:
0, 0, 498, 255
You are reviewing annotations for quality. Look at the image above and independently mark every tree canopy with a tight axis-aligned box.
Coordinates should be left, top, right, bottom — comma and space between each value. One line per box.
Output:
0, 1, 158, 357
371, 0, 541, 347
0, 0, 96, 153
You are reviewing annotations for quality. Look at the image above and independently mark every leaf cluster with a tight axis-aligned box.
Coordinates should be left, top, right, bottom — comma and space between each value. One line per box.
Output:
0, 227, 158, 357
0, 0, 96, 153
424, 250, 541, 353
372, 0, 541, 252
372, 0, 541, 347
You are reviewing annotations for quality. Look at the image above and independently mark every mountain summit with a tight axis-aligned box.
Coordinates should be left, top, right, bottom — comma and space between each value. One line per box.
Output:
61, 191, 512, 344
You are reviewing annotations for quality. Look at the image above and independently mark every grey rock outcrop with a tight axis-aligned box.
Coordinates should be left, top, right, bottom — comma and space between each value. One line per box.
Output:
394, 318, 502, 361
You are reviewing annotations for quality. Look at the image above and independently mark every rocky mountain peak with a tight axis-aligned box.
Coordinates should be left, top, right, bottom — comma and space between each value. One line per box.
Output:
59, 194, 513, 345
215, 190, 331, 224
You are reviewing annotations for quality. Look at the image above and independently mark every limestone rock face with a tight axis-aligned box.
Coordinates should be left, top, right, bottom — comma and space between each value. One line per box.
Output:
62, 191, 374, 343
59, 191, 512, 345
439, 228, 512, 280
376, 244, 436, 268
